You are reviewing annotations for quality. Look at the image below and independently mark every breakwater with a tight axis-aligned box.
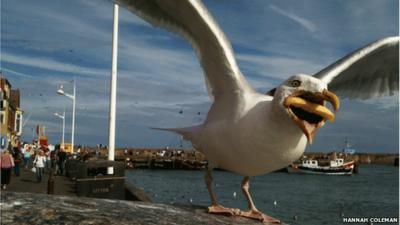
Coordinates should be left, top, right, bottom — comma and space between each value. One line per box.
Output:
88, 148, 398, 168
94, 148, 208, 170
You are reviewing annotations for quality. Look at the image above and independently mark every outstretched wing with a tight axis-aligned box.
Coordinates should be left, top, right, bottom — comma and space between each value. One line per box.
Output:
116, 0, 253, 101
313, 37, 399, 99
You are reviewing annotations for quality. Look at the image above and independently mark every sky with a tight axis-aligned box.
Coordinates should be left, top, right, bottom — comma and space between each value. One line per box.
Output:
1, 0, 398, 153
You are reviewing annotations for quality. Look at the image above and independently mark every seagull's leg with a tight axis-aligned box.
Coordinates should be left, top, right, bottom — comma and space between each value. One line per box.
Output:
205, 169, 240, 216
239, 176, 281, 224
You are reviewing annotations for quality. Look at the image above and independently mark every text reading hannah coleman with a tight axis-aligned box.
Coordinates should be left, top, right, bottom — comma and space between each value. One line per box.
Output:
343, 217, 398, 223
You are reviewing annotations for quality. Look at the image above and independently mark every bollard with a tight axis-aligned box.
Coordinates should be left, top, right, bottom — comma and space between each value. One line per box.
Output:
47, 168, 54, 194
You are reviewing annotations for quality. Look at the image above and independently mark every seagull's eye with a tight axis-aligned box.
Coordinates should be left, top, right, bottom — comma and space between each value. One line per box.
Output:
291, 80, 301, 87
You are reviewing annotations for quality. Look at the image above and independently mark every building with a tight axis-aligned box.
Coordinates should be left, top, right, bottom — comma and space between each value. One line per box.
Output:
0, 75, 23, 150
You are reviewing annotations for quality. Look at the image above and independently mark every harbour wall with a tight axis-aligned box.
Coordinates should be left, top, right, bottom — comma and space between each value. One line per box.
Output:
91, 148, 399, 167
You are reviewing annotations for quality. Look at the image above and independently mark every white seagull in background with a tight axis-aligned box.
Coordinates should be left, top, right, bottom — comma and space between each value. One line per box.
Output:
117, 0, 399, 223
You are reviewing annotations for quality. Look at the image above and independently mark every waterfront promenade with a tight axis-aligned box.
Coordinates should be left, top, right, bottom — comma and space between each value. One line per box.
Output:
2, 167, 75, 196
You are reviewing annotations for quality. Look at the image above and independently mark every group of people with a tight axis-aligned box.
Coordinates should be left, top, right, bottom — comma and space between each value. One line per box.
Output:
0, 141, 68, 189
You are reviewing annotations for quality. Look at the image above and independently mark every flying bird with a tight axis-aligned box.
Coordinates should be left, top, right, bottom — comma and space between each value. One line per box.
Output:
117, 0, 399, 223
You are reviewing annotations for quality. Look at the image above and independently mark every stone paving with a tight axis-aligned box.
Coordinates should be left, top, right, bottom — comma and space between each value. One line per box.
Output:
1, 167, 75, 196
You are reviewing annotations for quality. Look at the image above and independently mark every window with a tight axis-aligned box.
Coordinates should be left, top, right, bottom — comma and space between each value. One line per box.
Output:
0, 111, 4, 124
15, 113, 22, 135
0, 100, 6, 109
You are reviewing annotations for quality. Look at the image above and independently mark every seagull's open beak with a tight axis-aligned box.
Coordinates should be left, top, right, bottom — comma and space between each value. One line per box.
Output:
283, 90, 340, 144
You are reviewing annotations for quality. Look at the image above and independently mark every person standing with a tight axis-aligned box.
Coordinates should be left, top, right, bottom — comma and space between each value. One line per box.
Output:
33, 150, 46, 183
51, 149, 58, 175
0, 150, 15, 189
44, 148, 51, 172
12, 147, 22, 176
23, 147, 32, 169
57, 149, 67, 176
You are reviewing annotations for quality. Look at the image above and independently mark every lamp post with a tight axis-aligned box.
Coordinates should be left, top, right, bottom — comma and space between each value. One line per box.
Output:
54, 110, 65, 149
57, 80, 76, 152
108, 3, 119, 174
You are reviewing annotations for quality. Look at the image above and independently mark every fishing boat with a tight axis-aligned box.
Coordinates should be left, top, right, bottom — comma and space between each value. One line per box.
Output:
287, 157, 355, 175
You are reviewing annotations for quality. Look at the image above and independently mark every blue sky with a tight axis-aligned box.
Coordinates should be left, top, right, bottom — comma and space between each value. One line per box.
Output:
1, 0, 398, 153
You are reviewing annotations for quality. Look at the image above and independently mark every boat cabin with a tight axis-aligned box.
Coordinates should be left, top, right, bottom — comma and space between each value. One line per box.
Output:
330, 158, 344, 167
301, 159, 319, 168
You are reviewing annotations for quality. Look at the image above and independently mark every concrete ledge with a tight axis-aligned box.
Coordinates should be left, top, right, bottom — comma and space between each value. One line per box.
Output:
0, 192, 283, 225
125, 181, 152, 202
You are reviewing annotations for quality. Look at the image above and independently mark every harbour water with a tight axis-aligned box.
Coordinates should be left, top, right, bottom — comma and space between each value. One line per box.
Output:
126, 165, 399, 225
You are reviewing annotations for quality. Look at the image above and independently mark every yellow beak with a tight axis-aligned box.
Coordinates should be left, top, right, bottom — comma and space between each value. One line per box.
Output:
284, 90, 340, 143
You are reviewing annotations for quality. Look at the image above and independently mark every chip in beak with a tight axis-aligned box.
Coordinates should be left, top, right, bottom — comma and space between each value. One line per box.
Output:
283, 90, 340, 143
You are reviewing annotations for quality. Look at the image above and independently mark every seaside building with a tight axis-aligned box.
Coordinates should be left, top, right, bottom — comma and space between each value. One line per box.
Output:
0, 74, 23, 150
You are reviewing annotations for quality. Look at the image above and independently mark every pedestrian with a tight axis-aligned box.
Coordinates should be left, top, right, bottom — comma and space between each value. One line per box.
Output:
51, 149, 58, 175
33, 150, 46, 182
12, 147, 22, 176
21, 144, 26, 154
57, 149, 67, 176
23, 147, 32, 169
44, 148, 51, 172
0, 150, 15, 189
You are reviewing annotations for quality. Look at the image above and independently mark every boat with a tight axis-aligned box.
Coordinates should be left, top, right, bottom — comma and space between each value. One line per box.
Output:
342, 139, 356, 155
288, 157, 355, 175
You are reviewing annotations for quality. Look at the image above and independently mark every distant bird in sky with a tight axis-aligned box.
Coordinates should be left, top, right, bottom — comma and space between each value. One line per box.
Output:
117, 0, 398, 223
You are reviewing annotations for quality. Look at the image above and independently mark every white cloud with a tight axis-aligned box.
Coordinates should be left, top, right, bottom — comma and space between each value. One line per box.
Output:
362, 95, 399, 109
2, 68, 35, 78
2, 53, 107, 77
269, 5, 317, 33
237, 53, 324, 79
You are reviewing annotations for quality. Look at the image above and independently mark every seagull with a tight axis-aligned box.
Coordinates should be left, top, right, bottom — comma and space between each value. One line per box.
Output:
117, 0, 399, 223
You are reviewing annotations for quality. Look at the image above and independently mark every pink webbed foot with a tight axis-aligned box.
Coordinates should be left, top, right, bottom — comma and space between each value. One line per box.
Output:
239, 209, 281, 224
207, 204, 241, 216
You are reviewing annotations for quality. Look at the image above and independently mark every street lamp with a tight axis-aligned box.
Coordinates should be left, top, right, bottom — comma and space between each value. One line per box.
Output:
57, 80, 76, 152
107, 3, 119, 175
54, 110, 65, 149
57, 85, 65, 96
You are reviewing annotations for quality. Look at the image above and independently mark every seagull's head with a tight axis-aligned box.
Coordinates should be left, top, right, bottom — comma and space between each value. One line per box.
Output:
272, 74, 340, 143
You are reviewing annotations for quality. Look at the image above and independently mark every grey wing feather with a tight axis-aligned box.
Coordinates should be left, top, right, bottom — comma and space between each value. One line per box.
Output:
116, 0, 253, 101
313, 36, 399, 99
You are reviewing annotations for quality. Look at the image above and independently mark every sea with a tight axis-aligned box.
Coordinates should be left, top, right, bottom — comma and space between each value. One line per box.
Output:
126, 165, 399, 225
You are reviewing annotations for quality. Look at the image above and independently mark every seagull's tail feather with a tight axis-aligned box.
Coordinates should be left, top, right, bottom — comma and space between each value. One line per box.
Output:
151, 125, 203, 142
